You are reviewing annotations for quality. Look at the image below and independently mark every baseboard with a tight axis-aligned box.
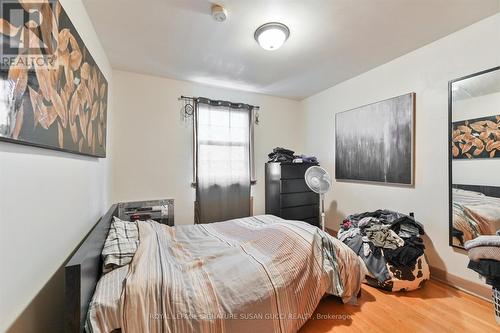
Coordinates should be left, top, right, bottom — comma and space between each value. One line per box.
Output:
430, 265, 492, 302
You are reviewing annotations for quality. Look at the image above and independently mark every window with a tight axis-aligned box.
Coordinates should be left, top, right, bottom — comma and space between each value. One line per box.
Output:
194, 98, 255, 223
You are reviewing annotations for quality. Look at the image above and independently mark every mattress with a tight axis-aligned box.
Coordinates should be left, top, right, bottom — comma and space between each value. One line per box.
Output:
87, 215, 362, 333
85, 265, 129, 333
452, 188, 500, 243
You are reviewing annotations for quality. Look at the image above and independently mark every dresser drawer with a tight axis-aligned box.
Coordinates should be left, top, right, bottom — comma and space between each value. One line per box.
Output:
281, 179, 310, 193
280, 204, 318, 220
281, 192, 318, 208
281, 164, 314, 179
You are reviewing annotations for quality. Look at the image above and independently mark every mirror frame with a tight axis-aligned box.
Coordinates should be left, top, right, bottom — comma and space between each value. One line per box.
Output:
448, 65, 500, 248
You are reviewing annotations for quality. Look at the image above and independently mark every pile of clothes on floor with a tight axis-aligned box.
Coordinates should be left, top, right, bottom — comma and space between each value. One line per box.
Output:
339, 209, 430, 291
465, 233, 500, 323
267, 147, 318, 164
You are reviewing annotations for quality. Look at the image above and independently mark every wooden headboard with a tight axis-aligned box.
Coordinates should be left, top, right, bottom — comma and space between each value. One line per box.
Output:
64, 204, 118, 333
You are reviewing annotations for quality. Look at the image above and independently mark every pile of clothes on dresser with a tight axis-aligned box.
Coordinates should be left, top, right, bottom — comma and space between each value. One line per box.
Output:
267, 147, 318, 164
465, 233, 500, 292
338, 209, 425, 283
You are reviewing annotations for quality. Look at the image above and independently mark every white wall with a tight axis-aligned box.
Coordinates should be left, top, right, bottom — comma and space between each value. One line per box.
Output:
110, 70, 303, 225
299, 14, 500, 284
0, 1, 113, 332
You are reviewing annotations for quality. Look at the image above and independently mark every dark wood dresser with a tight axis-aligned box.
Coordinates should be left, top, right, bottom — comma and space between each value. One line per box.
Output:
265, 162, 320, 227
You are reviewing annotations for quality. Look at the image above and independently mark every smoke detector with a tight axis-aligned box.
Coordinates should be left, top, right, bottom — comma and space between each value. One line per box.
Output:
211, 4, 227, 22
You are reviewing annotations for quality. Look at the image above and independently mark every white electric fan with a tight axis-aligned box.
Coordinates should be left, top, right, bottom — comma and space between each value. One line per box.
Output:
304, 166, 332, 231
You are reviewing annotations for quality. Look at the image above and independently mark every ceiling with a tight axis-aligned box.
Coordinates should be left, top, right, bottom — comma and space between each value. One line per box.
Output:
82, 0, 500, 100
453, 68, 500, 101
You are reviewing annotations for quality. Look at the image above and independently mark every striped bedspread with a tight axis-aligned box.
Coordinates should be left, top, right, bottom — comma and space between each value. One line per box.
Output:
97, 215, 361, 333
453, 189, 500, 242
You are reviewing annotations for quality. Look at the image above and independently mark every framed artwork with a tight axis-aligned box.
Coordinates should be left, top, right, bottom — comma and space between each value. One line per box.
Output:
452, 115, 500, 159
0, 0, 108, 157
335, 92, 415, 185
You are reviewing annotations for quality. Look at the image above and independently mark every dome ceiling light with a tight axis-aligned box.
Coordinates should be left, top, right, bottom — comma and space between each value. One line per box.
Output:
254, 22, 290, 51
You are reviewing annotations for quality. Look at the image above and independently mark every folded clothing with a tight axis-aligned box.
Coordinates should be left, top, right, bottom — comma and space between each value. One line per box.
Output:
389, 216, 424, 238
342, 219, 352, 229
339, 209, 426, 283
346, 210, 424, 235
358, 216, 380, 228
467, 246, 500, 262
267, 147, 319, 164
297, 154, 318, 164
486, 277, 500, 288
268, 147, 295, 163
338, 227, 360, 242
464, 235, 500, 250
468, 259, 500, 278
346, 209, 405, 226
345, 235, 390, 282
363, 224, 404, 249
271, 147, 294, 156
383, 236, 425, 267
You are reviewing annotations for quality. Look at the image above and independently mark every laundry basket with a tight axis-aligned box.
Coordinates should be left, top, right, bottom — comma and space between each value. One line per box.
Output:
493, 286, 500, 325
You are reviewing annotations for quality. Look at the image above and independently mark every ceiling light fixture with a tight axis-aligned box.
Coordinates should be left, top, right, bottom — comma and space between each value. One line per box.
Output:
254, 22, 290, 51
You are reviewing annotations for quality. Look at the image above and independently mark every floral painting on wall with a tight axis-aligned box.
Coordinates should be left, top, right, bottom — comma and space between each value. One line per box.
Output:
452, 115, 500, 159
0, 0, 108, 157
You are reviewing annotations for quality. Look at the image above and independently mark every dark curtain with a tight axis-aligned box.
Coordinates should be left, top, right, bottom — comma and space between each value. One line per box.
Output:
195, 98, 252, 223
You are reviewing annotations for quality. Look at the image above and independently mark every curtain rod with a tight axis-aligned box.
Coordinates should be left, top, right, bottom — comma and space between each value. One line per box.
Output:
179, 95, 260, 110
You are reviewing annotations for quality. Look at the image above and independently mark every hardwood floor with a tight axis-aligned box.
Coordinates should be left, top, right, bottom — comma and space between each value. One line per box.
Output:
299, 280, 500, 333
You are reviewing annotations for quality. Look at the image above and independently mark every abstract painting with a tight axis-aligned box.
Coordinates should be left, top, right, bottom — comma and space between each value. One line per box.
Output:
0, 0, 108, 157
335, 93, 415, 185
452, 115, 500, 159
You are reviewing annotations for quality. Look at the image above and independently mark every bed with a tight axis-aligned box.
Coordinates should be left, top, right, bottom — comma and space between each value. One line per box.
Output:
452, 187, 500, 245
65, 206, 363, 333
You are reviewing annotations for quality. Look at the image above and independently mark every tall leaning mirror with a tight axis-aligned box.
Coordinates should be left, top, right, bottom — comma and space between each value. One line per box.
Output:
449, 66, 500, 248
